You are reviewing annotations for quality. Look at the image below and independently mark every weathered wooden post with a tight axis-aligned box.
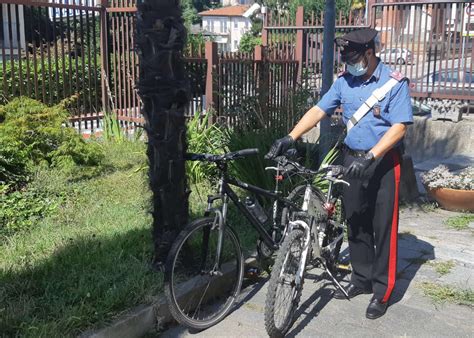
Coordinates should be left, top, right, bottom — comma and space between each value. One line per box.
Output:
255, 44, 269, 126
205, 41, 218, 123
295, 6, 305, 82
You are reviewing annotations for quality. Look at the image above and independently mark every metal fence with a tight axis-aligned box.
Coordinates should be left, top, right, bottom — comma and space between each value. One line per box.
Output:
0, 1, 472, 131
0, 0, 102, 129
373, 1, 473, 103
262, 2, 473, 106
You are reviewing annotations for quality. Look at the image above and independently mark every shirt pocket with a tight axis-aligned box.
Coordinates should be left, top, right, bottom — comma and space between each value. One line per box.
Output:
341, 96, 357, 118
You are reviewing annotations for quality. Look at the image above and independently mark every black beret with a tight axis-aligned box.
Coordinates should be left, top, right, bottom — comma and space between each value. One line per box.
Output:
335, 28, 378, 53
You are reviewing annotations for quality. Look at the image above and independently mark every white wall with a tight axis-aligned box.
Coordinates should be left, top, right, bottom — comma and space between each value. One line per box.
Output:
221, 0, 254, 6
202, 15, 252, 52
2, 4, 26, 50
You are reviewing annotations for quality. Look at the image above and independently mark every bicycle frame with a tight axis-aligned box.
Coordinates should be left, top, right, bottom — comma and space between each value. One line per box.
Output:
205, 171, 302, 270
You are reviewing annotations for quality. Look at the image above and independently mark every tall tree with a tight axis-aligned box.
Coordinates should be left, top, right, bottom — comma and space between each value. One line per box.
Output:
136, 0, 190, 268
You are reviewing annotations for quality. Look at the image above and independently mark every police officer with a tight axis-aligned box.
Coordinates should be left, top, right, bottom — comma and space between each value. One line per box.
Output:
266, 28, 413, 319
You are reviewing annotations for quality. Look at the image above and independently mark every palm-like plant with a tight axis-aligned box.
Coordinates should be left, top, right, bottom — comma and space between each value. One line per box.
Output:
136, 0, 189, 267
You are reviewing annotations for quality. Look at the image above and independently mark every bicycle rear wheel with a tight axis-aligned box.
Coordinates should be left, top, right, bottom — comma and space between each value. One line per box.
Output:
264, 229, 306, 337
164, 217, 244, 330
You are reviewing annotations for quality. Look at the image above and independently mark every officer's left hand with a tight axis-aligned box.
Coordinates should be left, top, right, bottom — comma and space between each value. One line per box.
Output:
346, 152, 375, 179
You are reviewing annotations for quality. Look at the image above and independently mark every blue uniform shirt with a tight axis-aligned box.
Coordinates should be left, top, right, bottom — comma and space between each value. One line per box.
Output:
317, 59, 413, 151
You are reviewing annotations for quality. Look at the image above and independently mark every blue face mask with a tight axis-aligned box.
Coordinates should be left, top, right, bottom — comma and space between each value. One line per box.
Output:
347, 60, 368, 77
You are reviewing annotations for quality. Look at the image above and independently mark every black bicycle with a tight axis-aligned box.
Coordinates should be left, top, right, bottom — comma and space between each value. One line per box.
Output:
164, 148, 305, 330
264, 160, 350, 337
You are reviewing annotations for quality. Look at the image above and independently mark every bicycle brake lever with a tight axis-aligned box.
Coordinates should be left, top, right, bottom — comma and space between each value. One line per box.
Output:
334, 179, 350, 186
265, 166, 279, 171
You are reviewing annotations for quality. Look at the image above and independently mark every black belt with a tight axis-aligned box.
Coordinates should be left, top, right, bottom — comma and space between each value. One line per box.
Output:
341, 144, 369, 158
341, 144, 403, 158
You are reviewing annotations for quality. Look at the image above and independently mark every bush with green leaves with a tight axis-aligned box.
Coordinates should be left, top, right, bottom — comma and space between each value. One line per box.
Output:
0, 97, 104, 188
186, 110, 227, 184
0, 185, 60, 238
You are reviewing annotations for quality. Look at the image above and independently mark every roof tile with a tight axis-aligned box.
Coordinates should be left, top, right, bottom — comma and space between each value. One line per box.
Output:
198, 5, 250, 17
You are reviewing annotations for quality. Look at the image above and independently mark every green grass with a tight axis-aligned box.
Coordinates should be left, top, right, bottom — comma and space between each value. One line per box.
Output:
0, 140, 263, 336
419, 282, 474, 307
0, 141, 160, 336
444, 214, 474, 231
429, 260, 455, 276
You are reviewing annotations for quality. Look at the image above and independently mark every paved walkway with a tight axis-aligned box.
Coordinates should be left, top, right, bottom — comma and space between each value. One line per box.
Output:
162, 207, 473, 337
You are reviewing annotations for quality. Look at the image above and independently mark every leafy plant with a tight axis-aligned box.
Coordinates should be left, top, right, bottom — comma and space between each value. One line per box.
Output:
239, 32, 262, 53
419, 282, 474, 307
226, 126, 288, 191
444, 214, 474, 231
102, 110, 126, 143
421, 165, 474, 190
0, 185, 59, 239
428, 260, 455, 276
186, 110, 227, 184
0, 97, 103, 188
312, 143, 341, 193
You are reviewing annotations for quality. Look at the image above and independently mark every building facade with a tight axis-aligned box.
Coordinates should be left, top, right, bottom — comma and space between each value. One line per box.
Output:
199, 5, 253, 52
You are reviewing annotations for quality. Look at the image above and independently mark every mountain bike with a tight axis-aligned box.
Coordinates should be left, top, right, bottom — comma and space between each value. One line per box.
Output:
164, 148, 307, 330
264, 160, 350, 337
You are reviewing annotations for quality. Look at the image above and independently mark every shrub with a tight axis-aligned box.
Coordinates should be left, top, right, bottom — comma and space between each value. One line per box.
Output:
0, 97, 104, 188
0, 185, 60, 238
186, 110, 227, 184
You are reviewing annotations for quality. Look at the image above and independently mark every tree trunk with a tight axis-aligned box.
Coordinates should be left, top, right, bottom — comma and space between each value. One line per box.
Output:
135, 0, 189, 267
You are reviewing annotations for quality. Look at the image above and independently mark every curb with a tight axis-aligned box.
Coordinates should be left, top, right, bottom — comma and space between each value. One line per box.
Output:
80, 257, 258, 338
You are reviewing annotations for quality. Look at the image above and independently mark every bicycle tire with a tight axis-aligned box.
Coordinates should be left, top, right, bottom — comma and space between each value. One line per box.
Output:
164, 217, 244, 330
264, 229, 306, 337
280, 185, 326, 227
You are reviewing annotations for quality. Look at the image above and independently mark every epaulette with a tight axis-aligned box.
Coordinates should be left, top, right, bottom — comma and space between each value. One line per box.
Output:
389, 70, 406, 81
338, 70, 348, 78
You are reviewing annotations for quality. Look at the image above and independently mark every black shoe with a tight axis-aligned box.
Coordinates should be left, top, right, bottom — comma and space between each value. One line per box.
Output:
333, 283, 372, 300
366, 297, 388, 319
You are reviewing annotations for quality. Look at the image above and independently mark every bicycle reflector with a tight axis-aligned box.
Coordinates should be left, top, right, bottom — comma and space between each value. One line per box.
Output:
324, 202, 336, 217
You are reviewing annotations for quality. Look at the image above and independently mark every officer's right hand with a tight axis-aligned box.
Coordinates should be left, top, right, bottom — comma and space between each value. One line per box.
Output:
264, 135, 295, 160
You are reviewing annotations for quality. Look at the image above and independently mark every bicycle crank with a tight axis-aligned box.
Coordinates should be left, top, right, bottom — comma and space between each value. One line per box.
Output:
317, 258, 350, 300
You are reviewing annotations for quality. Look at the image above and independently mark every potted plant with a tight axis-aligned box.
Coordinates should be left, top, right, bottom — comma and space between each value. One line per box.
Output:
421, 165, 474, 212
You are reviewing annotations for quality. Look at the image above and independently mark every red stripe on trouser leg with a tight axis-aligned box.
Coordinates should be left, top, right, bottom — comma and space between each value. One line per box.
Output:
382, 150, 401, 304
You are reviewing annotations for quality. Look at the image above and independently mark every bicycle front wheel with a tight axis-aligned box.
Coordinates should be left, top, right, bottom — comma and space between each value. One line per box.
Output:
265, 229, 306, 337
164, 217, 244, 330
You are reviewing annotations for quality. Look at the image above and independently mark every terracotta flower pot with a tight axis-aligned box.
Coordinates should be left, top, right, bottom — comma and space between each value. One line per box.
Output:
426, 187, 474, 212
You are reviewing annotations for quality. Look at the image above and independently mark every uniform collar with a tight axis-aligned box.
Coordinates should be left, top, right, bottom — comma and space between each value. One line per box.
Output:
363, 58, 383, 84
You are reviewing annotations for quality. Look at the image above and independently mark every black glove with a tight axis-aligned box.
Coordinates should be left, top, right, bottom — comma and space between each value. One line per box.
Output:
264, 135, 295, 160
345, 152, 375, 179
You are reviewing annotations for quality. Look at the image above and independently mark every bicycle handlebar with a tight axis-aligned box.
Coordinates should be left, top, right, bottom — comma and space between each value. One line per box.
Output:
185, 148, 259, 162
186, 149, 347, 182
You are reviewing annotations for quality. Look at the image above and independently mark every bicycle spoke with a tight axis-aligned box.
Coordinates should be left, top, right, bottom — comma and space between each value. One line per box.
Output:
165, 218, 243, 329
192, 279, 212, 319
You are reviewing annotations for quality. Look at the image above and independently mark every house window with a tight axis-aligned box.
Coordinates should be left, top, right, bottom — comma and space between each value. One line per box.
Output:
234, 40, 238, 50
234, 20, 238, 28
210, 20, 214, 32
245, 20, 249, 29
221, 20, 227, 33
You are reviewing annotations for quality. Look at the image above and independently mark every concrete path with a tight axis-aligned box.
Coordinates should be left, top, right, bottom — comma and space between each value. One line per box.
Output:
161, 207, 473, 337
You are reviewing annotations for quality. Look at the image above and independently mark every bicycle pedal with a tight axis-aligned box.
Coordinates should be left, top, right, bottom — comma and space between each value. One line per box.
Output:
336, 263, 351, 272
244, 267, 261, 279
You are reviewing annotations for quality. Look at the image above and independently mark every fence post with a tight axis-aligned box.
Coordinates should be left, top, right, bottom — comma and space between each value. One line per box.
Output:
255, 45, 269, 124
205, 41, 218, 121
295, 6, 305, 82
261, 8, 269, 47
99, 0, 109, 116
